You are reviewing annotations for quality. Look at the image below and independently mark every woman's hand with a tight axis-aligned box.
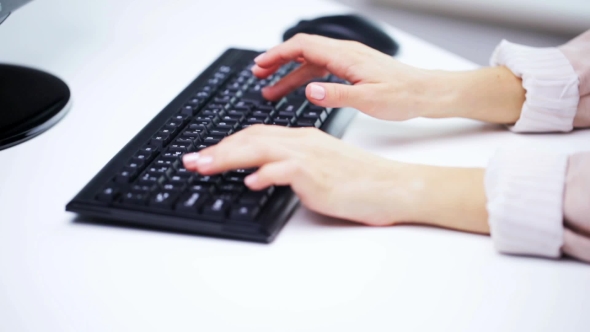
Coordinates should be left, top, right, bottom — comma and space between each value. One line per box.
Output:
182, 125, 490, 233
253, 33, 437, 121
254, 33, 525, 124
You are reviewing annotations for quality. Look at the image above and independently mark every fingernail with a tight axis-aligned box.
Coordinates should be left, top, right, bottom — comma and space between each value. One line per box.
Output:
196, 155, 213, 167
182, 153, 200, 167
309, 84, 326, 100
244, 174, 258, 186
254, 52, 266, 63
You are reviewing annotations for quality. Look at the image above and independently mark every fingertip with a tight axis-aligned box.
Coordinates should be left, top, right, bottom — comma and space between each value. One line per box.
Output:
306, 83, 326, 101
244, 173, 258, 187
254, 52, 266, 64
182, 153, 200, 170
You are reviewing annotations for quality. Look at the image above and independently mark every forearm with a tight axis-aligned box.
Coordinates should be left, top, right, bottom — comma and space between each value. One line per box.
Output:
422, 66, 525, 124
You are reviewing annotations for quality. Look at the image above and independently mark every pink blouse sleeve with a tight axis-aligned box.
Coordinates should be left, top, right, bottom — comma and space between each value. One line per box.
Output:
559, 30, 590, 128
485, 31, 590, 263
562, 152, 590, 262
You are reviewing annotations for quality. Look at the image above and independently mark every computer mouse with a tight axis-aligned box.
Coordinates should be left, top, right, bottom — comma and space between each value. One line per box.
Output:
283, 14, 399, 56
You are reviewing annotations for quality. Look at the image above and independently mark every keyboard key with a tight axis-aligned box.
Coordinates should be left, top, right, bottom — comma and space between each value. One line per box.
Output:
175, 192, 207, 213
131, 185, 153, 193
230, 204, 260, 222
209, 129, 232, 137
149, 191, 180, 209
121, 192, 148, 205
150, 133, 170, 147
219, 183, 246, 193
97, 186, 119, 202
138, 172, 161, 186
202, 198, 231, 217
303, 110, 327, 122
161, 183, 185, 192
216, 122, 238, 130
115, 170, 135, 183
148, 166, 171, 174
194, 175, 222, 185
239, 190, 270, 207
295, 118, 322, 128
277, 98, 306, 116
218, 65, 231, 73
127, 159, 145, 172
202, 109, 225, 117
189, 184, 215, 194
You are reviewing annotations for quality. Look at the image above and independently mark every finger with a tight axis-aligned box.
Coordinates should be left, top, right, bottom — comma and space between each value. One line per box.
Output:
244, 160, 300, 191
181, 125, 295, 174
254, 34, 363, 80
305, 82, 374, 110
262, 63, 328, 101
251, 64, 280, 79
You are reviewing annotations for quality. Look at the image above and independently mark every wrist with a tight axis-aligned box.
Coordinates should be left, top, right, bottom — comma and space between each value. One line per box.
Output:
421, 67, 525, 124
397, 164, 489, 234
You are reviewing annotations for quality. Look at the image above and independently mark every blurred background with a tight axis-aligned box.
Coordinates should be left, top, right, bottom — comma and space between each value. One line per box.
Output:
332, 0, 589, 65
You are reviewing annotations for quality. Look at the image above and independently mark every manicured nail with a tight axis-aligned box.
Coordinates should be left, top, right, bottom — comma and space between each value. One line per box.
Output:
244, 174, 258, 186
196, 155, 213, 167
309, 84, 326, 100
182, 153, 200, 167
254, 52, 266, 63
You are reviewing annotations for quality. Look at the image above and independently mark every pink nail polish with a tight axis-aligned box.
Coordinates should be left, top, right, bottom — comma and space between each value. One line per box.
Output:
196, 155, 213, 167
309, 84, 326, 100
244, 174, 258, 186
254, 52, 266, 63
182, 153, 200, 166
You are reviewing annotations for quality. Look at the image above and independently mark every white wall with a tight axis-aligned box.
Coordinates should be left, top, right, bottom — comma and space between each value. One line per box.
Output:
374, 0, 590, 34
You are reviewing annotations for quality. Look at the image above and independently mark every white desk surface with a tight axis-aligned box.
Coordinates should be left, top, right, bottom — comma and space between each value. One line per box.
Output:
0, 1, 588, 331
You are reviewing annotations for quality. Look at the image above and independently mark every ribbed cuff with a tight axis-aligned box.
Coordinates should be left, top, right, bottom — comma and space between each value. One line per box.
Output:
485, 148, 567, 258
490, 40, 580, 133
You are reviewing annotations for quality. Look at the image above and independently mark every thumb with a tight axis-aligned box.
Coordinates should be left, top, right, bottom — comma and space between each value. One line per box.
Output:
305, 82, 372, 110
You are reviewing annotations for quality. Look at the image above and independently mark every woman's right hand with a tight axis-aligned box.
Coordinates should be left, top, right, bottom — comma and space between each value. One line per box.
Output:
253, 33, 443, 121
253, 33, 525, 124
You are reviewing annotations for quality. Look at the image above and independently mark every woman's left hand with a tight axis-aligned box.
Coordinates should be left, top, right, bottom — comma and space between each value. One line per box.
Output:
182, 125, 489, 233
182, 124, 417, 225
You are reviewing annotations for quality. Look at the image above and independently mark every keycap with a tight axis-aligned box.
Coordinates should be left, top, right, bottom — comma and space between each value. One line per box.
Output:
115, 170, 135, 183
161, 183, 185, 192
181, 105, 197, 116
169, 144, 191, 152
150, 133, 170, 147
209, 129, 232, 137
230, 204, 260, 222
131, 185, 153, 193
121, 192, 148, 205
239, 190, 270, 206
126, 160, 145, 172
303, 110, 327, 122
149, 191, 180, 209
277, 98, 306, 116
194, 175, 222, 185
219, 184, 245, 193
182, 130, 202, 140
148, 166, 171, 174
202, 198, 231, 217
189, 184, 215, 194
175, 192, 207, 213
97, 187, 119, 202
295, 118, 322, 128
138, 172, 161, 185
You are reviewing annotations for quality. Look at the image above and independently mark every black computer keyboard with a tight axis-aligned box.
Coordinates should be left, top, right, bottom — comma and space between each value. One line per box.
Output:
66, 48, 356, 243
